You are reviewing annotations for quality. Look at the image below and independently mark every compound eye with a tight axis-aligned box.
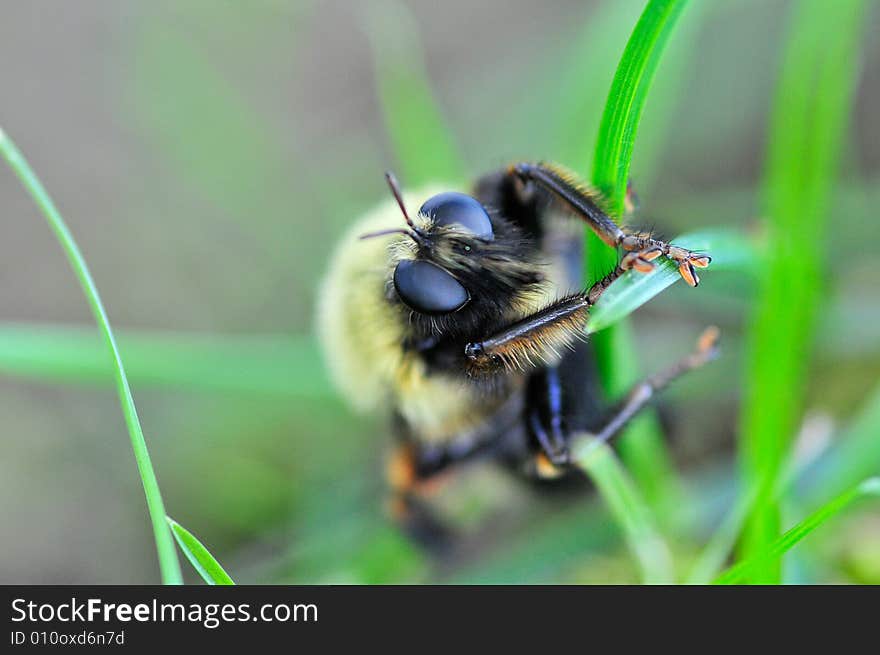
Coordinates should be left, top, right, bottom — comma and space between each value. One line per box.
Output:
419, 192, 493, 240
393, 260, 470, 314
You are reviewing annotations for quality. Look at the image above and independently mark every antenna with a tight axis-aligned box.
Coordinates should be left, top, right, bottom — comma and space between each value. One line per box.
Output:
358, 227, 411, 241
385, 171, 418, 232
357, 171, 426, 245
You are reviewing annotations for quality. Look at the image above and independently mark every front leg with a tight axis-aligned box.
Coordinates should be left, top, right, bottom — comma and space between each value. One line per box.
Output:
509, 162, 712, 286
386, 441, 455, 552
465, 259, 632, 376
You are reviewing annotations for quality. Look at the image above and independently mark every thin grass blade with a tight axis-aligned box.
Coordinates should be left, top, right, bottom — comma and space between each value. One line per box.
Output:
587, 229, 755, 334
587, 0, 691, 516
591, 0, 689, 215
688, 385, 878, 584
0, 128, 182, 584
686, 489, 754, 585
574, 438, 674, 584
714, 478, 880, 585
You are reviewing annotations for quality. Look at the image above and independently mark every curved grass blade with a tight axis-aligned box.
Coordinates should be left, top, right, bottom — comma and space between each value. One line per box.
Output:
714, 478, 880, 585
587, 0, 690, 515
574, 438, 674, 584
365, 0, 465, 185
587, 229, 755, 334
739, 0, 870, 583
553, 0, 647, 172
687, 449, 799, 585
167, 517, 234, 585
689, 381, 879, 585
0, 128, 183, 585
591, 0, 689, 215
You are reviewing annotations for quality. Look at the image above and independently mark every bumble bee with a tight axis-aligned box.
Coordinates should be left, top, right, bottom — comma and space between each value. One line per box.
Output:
317, 162, 716, 544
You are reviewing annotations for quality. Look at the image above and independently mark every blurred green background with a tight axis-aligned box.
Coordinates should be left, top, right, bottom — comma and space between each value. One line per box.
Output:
1, 0, 878, 584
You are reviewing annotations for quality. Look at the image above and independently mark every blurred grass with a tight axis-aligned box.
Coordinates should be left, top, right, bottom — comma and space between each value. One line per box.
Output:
797, 383, 880, 506
365, 0, 466, 186
686, 485, 755, 584
739, 0, 870, 583
127, 4, 314, 270
0, 324, 329, 396
587, 0, 690, 524
0, 128, 182, 585
126, 2, 362, 333
574, 439, 673, 583
686, 417, 824, 584
130, 25, 289, 227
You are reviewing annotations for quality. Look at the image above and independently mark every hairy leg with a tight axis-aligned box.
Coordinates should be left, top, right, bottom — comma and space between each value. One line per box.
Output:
463, 260, 634, 376
525, 327, 720, 476
509, 162, 712, 286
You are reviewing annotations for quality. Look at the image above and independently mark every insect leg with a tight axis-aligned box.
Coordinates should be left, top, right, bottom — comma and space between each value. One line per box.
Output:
385, 422, 506, 551
386, 441, 455, 552
526, 366, 570, 466
588, 326, 720, 446
624, 177, 640, 217
521, 326, 719, 479
464, 260, 633, 376
508, 162, 711, 286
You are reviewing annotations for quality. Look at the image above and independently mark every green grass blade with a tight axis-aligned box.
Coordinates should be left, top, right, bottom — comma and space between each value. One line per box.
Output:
687, 455, 800, 585
714, 478, 880, 585
739, 0, 869, 582
452, 460, 737, 584
587, 0, 690, 517
587, 229, 755, 334
0, 323, 330, 397
552, 0, 646, 172
167, 517, 234, 585
591, 0, 689, 215
365, 0, 466, 185
0, 128, 183, 585
689, 383, 879, 585
574, 438, 674, 584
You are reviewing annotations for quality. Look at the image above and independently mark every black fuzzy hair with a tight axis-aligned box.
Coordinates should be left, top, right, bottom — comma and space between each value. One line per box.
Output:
389, 210, 546, 343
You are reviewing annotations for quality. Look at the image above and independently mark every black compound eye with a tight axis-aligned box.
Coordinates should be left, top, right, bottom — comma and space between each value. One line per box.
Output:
393, 260, 470, 314
419, 192, 493, 240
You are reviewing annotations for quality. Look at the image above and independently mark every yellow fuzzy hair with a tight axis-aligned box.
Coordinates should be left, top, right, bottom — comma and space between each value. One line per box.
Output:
316, 186, 575, 444
317, 186, 495, 442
